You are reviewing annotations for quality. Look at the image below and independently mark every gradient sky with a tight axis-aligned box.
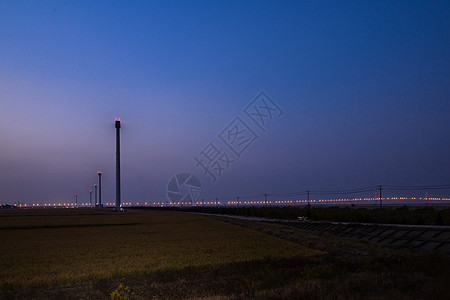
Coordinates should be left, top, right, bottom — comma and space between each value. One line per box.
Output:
1, 0, 449, 204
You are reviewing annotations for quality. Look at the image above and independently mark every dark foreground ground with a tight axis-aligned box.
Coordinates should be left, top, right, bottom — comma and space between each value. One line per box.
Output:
2, 213, 450, 299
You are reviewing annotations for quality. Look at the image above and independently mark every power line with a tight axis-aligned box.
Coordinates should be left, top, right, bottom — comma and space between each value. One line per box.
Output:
212, 184, 450, 202
384, 184, 450, 191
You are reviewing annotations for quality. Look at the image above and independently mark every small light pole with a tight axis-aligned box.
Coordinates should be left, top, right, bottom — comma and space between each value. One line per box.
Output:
89, 190, 92, 206
378, 185, 383, 208
74, 194, 78, 206
94, 184, 98, 206
98, 172, 102, 207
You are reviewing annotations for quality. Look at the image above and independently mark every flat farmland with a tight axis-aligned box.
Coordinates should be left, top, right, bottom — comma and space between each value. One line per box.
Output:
0, 209, 319, 299
1, 208, 449, 299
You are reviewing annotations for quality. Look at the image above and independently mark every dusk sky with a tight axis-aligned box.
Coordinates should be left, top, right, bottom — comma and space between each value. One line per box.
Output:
1, 1, 449, 205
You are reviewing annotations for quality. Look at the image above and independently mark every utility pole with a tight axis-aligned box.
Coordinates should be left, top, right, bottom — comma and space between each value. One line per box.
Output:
74, 194, 78, 206
307, 191, 310, 206
89, 190, 92, 206
237, 196, 240, 207
264, 193, 268, 206
378, 185, 383, 208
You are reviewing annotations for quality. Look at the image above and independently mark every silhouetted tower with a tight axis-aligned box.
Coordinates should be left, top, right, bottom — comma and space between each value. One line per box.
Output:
115, 118, 121, 211
74, 194, 78, 206
98, 172, 102, 207
378, 185, 383, 208
94, 184, 98, 206
89, 189, 92, 206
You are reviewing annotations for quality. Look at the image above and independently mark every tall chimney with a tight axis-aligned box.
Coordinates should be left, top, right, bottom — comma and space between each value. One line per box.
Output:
115, 118, 121, 211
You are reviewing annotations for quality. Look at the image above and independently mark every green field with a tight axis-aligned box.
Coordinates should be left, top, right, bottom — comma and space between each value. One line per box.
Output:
1, 208, 449, 299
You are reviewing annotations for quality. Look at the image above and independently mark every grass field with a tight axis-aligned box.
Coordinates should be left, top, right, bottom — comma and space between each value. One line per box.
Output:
153, 205, 450, 225
0, 209, 319, 297
1, 208, 449, 299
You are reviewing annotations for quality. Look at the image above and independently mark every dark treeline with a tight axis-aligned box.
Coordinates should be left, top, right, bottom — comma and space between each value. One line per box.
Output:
136, 206, 450, 226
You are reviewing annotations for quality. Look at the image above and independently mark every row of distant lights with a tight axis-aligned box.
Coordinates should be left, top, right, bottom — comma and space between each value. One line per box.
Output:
16, 203, 133, 207
226, 197, 450, 205
12, 197, 450, 207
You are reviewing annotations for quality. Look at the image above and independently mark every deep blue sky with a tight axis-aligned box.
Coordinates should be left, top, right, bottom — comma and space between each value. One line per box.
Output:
1, 0, 449, 204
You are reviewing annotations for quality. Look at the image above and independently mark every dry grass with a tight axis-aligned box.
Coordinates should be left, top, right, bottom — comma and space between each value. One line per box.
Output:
216, 216, 450, 300
0, 209, 320, 290
1, 209, 449, 299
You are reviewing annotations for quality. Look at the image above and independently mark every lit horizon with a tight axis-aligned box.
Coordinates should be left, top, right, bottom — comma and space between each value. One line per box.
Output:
1, 1, 449, 205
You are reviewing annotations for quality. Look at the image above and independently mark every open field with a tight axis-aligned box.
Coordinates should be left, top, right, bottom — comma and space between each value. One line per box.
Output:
0, 209, 319, 298
147, 206, 450, 225
1, 208, 450, 299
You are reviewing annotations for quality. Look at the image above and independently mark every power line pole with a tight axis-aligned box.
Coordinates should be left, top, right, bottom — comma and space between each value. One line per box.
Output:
264, 193, 267, 206
89, 190, 92, 206
307, 191, 310, 206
